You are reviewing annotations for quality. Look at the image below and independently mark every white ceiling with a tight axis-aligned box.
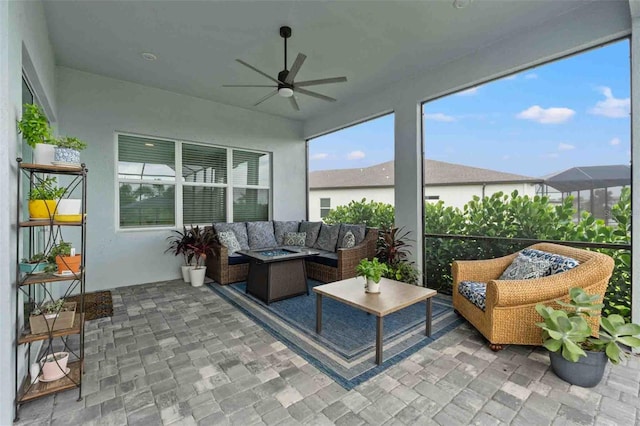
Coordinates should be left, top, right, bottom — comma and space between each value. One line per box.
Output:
43, 0, 605, 121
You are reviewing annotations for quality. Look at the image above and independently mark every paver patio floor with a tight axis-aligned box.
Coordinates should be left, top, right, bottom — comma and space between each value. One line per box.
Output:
16, 279, 640, 425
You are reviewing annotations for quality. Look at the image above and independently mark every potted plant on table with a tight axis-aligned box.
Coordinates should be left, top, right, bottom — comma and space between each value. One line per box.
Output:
17, 103, 56, 165
29, 177, 66, 220
356, 257, 388, 294
54, 136, 87, 165
187, 226, 215, 287
165, 226, 197, 283
536, 287, 640, 387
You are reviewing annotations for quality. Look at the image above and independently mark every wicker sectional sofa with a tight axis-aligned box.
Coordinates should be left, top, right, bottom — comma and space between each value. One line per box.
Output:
205, 220, 377, 285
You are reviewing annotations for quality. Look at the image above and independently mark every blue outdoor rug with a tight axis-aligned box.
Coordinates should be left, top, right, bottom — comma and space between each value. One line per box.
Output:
206, 279, 463, 389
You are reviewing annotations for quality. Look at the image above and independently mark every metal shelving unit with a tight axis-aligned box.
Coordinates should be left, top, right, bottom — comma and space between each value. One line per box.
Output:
14, 159, 87, 421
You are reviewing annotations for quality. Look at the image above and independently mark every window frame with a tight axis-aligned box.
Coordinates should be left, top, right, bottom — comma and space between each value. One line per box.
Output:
115, 132, 272, 231
319, 197, 331, 218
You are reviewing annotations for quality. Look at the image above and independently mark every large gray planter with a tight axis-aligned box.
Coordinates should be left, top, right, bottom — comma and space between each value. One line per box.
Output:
549, 350, 607, 387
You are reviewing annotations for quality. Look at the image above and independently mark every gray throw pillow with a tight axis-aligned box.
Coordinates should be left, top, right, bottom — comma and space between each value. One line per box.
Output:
217, 231, 241, 254
499, 253, 553, 281
342, 231, 356, 248
313, 223, 340, 252
274, 221, 300, 245
338, 224, 366, 248
299, 221, 322, 247
247, 221, 278, 249
213, 222, 249, 250
284, 232, 306, 246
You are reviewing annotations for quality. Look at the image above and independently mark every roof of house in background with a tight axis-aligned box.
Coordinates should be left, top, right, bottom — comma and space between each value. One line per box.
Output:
309, 160, 542, 189
544, 165, 631, 192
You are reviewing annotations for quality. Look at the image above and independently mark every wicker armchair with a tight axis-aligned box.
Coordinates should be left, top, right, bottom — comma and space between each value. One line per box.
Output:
452, 243, 614, 350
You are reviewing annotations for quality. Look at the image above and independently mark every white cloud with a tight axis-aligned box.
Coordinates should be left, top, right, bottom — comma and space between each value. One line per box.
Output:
504, 75, 517, 81
310, 153, 329, 160
609, 137, 621, 146
516, 105, 575, 124
524, 73, 538, 80
347, 150, 366, 160
456, 87, 479, 96
557, 143, 575, 151
423, 113, 456, 122
589, 87, 630, 118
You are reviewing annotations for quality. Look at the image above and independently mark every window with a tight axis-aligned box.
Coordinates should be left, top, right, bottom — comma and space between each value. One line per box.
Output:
320, 198, 331, 218
117, 134, 271, 229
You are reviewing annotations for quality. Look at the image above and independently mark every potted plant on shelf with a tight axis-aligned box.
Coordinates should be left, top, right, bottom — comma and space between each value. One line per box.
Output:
39, 351, 70, 381
29, 298, 77, 334
165, 226, 197, 283
17, 103, 56, 165
29, 177, 66, 220
54, 136, 87, 165
48, 241, 81, 275
356, 257, 388, 294
536, 287, 640, 387
187, 226, 215, 287
19, 253, 56, 275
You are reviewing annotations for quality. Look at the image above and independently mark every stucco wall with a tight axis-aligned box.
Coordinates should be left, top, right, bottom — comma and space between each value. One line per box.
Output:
56, 67, 305, 291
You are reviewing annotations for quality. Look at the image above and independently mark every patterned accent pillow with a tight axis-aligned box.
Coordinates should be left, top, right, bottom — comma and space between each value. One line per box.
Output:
499, 253, 553, 281
217, 231, 241, 255
520, 248, 579, 276
299, 221, 322, 247
274, 221, 300, 245
313, 224, 341, 252
284, 232, 306, 246
458, 281, 487, 311
213, 222, 249, 250
338, 224, 366, 248
342, 231, 356, 249
246, 221, 277, 249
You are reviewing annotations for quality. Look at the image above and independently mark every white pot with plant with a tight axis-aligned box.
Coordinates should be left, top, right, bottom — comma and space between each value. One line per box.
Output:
187, 226, 214, 287
165, 226, 197, 282
536, 287, 640, 387
17, 103, 57, 165
54, 136, 87, 165
40, 352, 70, 381
356, 258, 389, 294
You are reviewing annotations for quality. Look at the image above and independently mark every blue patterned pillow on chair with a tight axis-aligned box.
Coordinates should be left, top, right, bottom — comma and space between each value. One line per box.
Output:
520, 248, 579, 276
499, 253, 553, 281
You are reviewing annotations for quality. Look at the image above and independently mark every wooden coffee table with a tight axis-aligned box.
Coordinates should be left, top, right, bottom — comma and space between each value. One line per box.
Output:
313, 277, 437, 365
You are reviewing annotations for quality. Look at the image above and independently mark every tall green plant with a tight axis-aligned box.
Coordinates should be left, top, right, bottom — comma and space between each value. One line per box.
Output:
17, 104, 54, 148
323, 198, 394, 229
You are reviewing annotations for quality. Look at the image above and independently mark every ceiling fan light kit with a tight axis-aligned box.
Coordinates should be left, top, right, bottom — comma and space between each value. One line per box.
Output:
224, 26, 347, 111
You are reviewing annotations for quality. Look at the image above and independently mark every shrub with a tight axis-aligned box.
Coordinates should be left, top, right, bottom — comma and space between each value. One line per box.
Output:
323, 198, 394, 230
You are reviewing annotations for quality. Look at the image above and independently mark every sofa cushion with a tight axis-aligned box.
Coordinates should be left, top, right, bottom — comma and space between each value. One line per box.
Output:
458, 281, 487, 311
299, 221, 322, 247
499, 253, 553, 281
313, 224, 340, 252
338, 224, 366, 248
214, 222, 249, 250
228, 253, 250, 265
274, 221, 300, 245
341, 231, 356, 248
284, 232, 306, 246
520, 248, 579, 276
217, 231, 241, 254
308, 252, 338, 268
247, 221, 278, 249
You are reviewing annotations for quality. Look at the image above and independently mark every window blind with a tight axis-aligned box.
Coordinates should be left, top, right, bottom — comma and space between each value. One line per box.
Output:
118, 135, 175, 181
183, 186, 226, 224
232, 150, 269, 187
233, 188, 269, 222
182, 143, 227, 184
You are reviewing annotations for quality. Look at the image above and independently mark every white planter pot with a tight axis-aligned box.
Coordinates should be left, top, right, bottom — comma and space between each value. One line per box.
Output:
181, 265, 195, 282
366, 278, 381, 294
56, 199, 82, 215
40, 351, 69, 381
33, 143, 56, 165
189, 267, 206, 287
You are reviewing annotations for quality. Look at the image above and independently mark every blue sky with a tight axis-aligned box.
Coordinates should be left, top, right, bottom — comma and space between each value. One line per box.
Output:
308, 40, 630, 177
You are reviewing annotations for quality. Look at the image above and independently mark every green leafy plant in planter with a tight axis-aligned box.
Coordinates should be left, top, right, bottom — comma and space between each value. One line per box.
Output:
165, 226, 197, 282
356, 258, 389, 293
54, 136, 87, 164
20, 253, 57, 274
186, 226, 216, 287
17, 104, 54, 148
535, 287, 640, 387
376, 226, 420, 285
28, 177, 66, 220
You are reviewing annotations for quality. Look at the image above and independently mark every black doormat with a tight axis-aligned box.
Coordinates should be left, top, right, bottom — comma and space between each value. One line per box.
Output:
67, 290, 113, 321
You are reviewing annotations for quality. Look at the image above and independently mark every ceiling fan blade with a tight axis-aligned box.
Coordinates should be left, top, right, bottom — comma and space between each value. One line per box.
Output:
236, 59, 281, 84
223, 84, 278, 88
285, 53, 307, 84
289, 96, 300, 111
295, 76, 347, 87
295, 87, 337, 102
254, 90, 278, 106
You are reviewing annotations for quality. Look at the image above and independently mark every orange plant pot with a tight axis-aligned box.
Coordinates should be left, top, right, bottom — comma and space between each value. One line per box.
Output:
28, 200, 57, 220
55, 254, 82, 274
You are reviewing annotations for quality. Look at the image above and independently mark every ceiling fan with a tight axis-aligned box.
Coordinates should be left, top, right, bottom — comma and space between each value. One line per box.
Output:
223, 26, 347, 111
